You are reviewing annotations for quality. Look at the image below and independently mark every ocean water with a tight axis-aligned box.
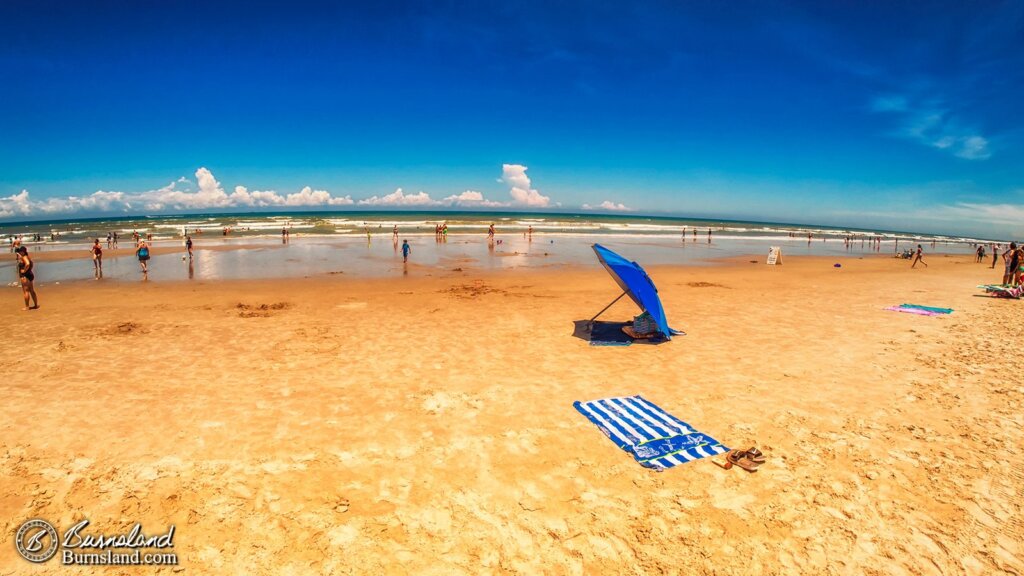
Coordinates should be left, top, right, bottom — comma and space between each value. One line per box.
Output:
1, 211, 980, 283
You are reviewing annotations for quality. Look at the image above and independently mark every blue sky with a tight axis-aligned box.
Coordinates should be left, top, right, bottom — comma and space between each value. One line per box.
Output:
1, 1, 1021, 237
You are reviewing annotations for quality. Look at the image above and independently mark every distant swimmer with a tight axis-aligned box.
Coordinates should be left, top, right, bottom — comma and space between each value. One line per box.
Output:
17, 246, 38, 310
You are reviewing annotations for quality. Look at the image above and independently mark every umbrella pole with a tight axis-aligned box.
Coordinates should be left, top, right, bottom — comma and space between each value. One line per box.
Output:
589, 290, 628, 326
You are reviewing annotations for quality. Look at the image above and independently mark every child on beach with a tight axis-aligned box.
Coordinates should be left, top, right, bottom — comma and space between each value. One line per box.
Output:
911, 244, 927, 268
17, 246, 38, 310
402, 240, 411, 263
90, 239, 103, 278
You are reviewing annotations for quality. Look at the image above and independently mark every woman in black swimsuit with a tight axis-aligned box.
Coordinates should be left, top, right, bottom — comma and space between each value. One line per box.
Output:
1003, 242, 1019, 286
17, 246, 38, 310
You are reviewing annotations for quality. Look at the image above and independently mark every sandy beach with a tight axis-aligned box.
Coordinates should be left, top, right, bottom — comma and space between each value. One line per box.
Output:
1, 252, 1022, 575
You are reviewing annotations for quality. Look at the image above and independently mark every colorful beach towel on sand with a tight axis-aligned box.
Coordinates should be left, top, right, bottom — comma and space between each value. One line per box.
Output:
573, 395, 728, 471
885, 303, 953, 316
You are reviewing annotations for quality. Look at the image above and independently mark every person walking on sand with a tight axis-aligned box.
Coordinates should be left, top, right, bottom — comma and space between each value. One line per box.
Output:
90, 238, 103, 278
185, 235, 194, 260
17, 246, 38, 310
488, 223, 495, 242
402, 239, 411, 263
911, 244, 928, 268
991, 244, 1000, 269
136, 238, 151, 274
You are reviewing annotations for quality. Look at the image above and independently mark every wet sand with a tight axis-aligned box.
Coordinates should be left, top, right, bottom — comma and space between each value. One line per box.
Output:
1, 254, 1021, 574
4, 234, 968, 284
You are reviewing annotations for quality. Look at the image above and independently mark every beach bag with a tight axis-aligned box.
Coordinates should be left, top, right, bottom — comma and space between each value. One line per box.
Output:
633, 312, 656, 335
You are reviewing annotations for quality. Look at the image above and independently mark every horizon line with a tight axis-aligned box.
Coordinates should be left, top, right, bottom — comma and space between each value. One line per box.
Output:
0, 207, 1001, 242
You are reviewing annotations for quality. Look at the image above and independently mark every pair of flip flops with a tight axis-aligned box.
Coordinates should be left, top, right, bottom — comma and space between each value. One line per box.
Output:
718, 447, 766, 472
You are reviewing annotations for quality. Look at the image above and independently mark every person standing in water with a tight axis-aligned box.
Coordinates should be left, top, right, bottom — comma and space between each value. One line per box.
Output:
488, 223, 495, 242
402, 239, 411, 263
90, 238, 103, 278
911, 244, 928, 268
136, 238, 151, 274
17, 246, 38, 310
185, 235, 194, 260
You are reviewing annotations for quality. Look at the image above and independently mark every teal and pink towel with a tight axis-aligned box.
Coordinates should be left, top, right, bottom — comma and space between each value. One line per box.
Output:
885, 303, 953, 316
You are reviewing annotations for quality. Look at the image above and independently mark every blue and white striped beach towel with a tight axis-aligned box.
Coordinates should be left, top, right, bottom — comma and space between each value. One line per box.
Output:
574, 395, 729, 471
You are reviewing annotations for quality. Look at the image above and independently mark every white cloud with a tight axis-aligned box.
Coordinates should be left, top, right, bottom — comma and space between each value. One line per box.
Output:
957, 136, 990, 160
357, 188, 440, 207
442, 190, 509, 208
0, 167, 357, 219
0, 190, 34, 218
501, 164, 551, 207
286, 186, 354, 206
874, 98, 991, 160
931, 202, 1024, 227
2, 164, 556, 219
583, 200, 632, 212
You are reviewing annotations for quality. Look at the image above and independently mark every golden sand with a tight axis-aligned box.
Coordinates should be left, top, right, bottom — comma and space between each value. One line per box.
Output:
1, 254, 1022, 574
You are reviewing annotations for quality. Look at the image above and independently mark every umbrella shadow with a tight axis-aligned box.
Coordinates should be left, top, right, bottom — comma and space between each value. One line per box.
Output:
571, 320, 669, 345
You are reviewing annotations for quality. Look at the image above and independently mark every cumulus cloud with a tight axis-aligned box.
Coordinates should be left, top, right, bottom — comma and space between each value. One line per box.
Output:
357, 188, 440, 207
583, 200, 632, 212
872, 96, 991, 160
1, 167, 357, 219
1, 164, 557, 220
0, 190, 34, 218
442, 190, 509, 208
501, 164, 550, 207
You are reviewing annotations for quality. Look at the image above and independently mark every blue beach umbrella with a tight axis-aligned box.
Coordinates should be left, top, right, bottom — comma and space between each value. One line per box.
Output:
591, 244, 679, 339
